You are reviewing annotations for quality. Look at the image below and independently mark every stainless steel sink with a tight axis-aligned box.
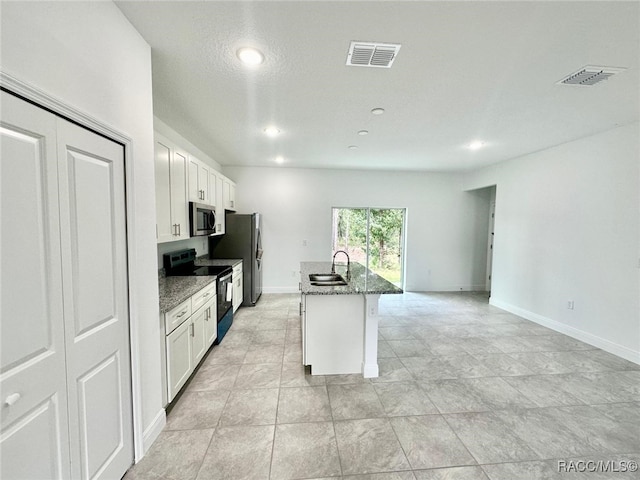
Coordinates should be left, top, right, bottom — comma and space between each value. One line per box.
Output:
309, 273, 348, 286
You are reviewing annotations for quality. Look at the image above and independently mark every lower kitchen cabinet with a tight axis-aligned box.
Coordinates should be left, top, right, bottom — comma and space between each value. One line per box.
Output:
166, 318, 193, 401
301, 293, 364, 375
233, 263, 243, 313
163, 284, 217, 403
204, 298, 218, 347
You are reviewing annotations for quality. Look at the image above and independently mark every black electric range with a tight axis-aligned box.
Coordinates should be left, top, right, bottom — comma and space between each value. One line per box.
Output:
168, 264, 232, 277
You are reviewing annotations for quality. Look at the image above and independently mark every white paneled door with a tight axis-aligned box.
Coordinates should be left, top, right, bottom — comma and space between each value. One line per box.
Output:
0, 91, 133, 479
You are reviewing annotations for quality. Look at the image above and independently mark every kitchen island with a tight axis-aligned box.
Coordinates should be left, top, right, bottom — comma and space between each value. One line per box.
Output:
300, 261, 402, 377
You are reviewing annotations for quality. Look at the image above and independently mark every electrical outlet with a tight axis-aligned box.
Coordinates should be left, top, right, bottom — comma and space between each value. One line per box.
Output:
567, 300, 575, 310
302, 239, 308, 247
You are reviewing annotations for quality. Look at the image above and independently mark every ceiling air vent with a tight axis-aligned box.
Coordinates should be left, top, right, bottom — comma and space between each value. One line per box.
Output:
346, 41, 401, 68
558, 65, 626, 86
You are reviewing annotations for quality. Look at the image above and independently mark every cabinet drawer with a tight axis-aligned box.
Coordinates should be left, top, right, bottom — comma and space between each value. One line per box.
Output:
165, 298, 192, 334
192, 282, 216, 312
233, 264, 242, 276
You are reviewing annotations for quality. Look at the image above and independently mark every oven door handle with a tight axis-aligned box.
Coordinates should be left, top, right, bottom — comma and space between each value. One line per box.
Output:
219, 273, 232, 283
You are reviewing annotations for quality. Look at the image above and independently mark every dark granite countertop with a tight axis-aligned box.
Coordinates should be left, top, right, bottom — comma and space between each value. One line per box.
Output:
158, 274, 216, 314
300, 261, 403, 295
158, 257, 243, 313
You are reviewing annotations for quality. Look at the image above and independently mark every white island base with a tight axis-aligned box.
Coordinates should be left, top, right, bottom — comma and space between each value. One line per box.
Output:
302, 293, 380, 377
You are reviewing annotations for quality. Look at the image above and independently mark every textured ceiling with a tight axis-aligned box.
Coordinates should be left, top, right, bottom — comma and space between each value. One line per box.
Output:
116, 1, 639, 172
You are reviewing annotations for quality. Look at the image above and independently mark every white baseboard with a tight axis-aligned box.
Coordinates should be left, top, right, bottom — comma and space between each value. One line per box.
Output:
141, 408, 166, 458
490, 298, 640, 365
405, 284, 487, 292
362, 362, 379, 378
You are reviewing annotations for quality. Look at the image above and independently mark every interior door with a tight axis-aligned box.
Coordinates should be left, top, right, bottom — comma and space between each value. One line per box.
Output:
1, 91, 72, 480
56, 119, 134, 479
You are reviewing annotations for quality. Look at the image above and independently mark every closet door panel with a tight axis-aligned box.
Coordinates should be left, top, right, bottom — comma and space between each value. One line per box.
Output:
56, 118, 133, 480
0, 91, 71, 480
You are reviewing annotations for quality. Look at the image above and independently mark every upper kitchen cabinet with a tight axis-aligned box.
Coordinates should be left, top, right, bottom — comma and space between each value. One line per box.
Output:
155, 134, 189, 242
215, 174, 225, 235
154, 129, 236, 242
187, 156, 212, 205
223, 177, 237, 211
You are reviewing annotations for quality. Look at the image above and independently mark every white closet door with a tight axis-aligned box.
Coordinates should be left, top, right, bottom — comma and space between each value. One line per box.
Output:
56, 119, 133, 480
0, 92, 71, 479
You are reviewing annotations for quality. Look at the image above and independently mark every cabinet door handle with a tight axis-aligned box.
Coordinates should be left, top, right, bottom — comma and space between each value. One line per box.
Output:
172, 224, 177, 236
4, 392, 21, 407
206, 307, 210, 320
190, 323, 195, 337
176, 310, 188, 318
203, 292, 210, 298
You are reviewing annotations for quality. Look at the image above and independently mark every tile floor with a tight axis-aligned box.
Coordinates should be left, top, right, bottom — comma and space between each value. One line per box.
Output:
125, 292, 639, 480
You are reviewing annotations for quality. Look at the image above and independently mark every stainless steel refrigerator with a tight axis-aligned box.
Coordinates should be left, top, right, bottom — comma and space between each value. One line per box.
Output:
209, 213, 262, 306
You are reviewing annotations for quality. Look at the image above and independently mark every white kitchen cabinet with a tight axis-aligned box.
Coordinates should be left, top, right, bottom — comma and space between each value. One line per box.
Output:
188, 156, 210, 204
300, 294, 307, 365
163, 283, 218, 403
302, 294, 365, 375
223, 176, 237, 211
215, 175, 226, 235
164, 298, 192, 334
190, 305, 208, 366
155, 132, 236, 242
204, 298, 218, 347
155, 135, 189, 242
192, 282, 216, 313
233, 263, 243, 312
209, 169, 218, 206
165, 318, 193, 401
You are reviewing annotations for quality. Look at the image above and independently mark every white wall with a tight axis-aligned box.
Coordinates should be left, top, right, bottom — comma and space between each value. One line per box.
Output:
223, 166, 490, 292
1, 1, 164, 457
464, 123, 640, 363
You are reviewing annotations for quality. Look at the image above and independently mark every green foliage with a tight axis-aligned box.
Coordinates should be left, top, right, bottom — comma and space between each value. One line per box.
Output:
333, 208, 404, 273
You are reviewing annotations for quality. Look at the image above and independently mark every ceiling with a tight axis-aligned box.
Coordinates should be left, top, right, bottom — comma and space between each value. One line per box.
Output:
116, 1, 639, 172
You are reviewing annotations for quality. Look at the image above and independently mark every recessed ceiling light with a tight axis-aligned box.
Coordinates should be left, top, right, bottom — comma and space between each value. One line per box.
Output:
371, 108, 385, 115
275, 155, 285, 164
358, 130, 369, 136
348, 145, 359, 150
468, 141, 485, 150
237, 47, 264, 66
263, 126, 281, 137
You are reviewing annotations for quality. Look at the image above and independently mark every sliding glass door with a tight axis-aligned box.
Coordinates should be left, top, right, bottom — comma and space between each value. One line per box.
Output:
331, 207, 406, 287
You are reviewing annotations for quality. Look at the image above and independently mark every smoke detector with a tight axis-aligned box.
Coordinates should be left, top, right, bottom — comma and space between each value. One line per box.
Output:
346, 41, 401, 68
558, 65, 626, 86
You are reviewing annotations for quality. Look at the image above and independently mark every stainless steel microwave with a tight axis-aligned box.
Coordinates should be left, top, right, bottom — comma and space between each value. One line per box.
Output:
189, 202, 216, 236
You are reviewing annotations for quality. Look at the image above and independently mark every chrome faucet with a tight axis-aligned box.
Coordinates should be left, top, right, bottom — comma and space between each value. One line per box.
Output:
331, 250, 351, 281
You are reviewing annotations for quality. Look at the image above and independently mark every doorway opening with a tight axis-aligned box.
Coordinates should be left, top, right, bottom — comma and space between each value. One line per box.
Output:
331, 207, 406, 287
